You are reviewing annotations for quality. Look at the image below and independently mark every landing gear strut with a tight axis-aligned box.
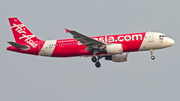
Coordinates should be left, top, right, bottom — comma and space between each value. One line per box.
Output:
150, 49, 155, 60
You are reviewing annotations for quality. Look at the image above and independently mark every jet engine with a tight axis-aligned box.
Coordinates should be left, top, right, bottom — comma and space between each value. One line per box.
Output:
105, 53, 128, 62
100, 44, 123, 54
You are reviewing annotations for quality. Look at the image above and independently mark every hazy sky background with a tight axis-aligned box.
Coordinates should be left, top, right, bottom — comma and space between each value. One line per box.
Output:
0, 0, 180, 101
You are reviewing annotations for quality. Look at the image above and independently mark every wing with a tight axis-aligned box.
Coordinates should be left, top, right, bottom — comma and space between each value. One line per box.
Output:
66, 29, 106, 51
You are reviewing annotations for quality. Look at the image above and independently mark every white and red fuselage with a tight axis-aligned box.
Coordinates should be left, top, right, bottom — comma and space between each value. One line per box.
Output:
7, 17, 175, 67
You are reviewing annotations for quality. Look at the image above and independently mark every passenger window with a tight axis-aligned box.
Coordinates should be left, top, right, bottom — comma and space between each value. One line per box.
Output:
49, 45, 51, 46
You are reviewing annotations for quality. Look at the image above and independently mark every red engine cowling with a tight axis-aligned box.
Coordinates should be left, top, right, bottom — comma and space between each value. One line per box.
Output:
105, 53, 128, 62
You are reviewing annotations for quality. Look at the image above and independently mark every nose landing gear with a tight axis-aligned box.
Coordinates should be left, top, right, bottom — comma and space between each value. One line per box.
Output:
150, 49, 155, 60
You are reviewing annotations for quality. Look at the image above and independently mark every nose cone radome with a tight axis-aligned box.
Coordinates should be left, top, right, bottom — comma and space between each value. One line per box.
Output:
168, 38, 175, 46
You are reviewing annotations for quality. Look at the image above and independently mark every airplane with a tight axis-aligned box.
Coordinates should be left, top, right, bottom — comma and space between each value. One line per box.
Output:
7, 17, 175, 68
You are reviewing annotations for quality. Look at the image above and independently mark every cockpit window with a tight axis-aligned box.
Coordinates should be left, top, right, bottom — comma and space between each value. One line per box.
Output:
159, 35, 166, 37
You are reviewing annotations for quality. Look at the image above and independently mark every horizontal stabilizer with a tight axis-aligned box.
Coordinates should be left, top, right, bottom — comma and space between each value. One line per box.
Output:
8, 42, 30, 49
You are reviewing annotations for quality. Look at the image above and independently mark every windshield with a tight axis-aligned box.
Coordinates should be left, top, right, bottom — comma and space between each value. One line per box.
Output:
159, 35, 166, 37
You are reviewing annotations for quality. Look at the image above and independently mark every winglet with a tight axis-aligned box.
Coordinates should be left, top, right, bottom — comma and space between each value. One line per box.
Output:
65, 28, 70, 33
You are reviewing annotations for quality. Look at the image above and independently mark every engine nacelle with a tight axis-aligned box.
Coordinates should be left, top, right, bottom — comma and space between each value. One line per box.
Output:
106, 44, 123, 54
105, 53, 128, 62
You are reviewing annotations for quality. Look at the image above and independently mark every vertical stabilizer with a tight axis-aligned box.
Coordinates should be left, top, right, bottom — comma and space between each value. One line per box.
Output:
8, 17, 41, 48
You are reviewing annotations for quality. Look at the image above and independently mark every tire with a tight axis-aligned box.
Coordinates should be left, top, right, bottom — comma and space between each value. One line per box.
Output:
95, 62, 101, 68
91, 56, 97, 62
151, 56, 155, 60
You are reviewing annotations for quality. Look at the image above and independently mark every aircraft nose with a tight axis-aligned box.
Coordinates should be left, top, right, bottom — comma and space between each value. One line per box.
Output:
168, 38, 175, 46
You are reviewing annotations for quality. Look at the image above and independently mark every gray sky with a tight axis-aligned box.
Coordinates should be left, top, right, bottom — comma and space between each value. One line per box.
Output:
0, 0, 180, 101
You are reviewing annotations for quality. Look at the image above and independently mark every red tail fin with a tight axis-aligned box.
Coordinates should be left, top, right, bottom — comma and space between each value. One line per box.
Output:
8, 17, 41, 48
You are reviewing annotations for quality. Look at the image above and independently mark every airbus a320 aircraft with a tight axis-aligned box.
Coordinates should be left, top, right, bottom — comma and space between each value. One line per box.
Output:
7, 17, 175, 68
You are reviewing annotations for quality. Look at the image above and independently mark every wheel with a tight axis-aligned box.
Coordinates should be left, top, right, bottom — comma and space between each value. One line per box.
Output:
151, 56, 155, 60
91, 56, 97, 62
95, 62, 101, 68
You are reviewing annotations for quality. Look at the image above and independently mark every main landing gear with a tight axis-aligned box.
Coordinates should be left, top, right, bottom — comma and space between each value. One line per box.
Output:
150, 49, 155, 60
91, 49, 102, 68
91, 56, 102, 68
